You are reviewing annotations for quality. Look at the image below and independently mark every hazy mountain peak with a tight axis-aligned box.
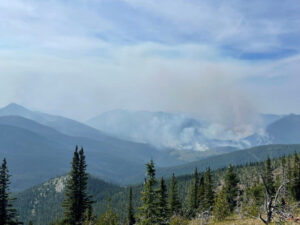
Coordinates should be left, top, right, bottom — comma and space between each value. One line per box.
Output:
1, 103, 29, 114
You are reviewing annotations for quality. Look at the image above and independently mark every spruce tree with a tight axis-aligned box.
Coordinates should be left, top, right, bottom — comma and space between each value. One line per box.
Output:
127, 187, 135, 225
0, 158, 22, 225
188, 168, 199, 216
62, 146, 92, 225
281, 155, 287, 203
203, 167, 214, 211
168, 174, 181, 216
223, 164, 239, 212
265, 156, 275, 195
291, 153, 300, 200
138, 160, 159, 225
198, 176, 205, 211
157, 177, 169, 225
213, 190, 230, 221
78, 148, 91, 218
287, 156, 293, 197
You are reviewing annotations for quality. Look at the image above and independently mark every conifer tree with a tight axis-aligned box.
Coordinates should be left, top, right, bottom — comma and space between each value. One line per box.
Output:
287, 156, 293, 197
157, 177, 169, 225
291, 153, 300, 200
0, 158, 22, 225
78, 148, 91, 218
138, 160, 159, 225
28, 221, 33, 225
62, 146, 92, 225
281, 155, 286, 175
168, 174, 181, 216
213, 190, 230, 221
98, 197, 118, 225
223, 164, 239, 212
62, 147, 80, 225
264, 156, 275, 195
203, 167, 214, 210
198, 176, 205, 210
188, 168, 199, 216
127, 187, 135, 225
84, 202, 96, 225
280, 155, 288, 203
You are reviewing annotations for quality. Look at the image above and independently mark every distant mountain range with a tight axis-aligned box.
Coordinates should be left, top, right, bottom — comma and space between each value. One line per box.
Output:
0, 104, 182, 191
0, 103, 300, 191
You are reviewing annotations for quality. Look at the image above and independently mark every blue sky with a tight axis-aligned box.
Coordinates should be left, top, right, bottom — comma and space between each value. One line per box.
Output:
0, 0, 300, 121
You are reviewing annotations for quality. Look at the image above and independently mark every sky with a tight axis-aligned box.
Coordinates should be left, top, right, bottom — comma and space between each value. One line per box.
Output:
0, 0, 300, 121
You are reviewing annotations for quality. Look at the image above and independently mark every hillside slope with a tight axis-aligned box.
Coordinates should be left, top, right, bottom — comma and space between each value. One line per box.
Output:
16, 175, 122, 225
155, 144, 300, 179
0, 103, 116, 141
266, 114, 300, 144
0, 116, 181, 190
15, 150, 294, 225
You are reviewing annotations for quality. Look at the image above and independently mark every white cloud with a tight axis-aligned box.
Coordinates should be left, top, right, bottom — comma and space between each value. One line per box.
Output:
0, 0, 299, 122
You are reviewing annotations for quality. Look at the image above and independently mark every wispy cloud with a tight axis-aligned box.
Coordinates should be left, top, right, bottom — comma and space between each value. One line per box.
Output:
0, 0, 299, 121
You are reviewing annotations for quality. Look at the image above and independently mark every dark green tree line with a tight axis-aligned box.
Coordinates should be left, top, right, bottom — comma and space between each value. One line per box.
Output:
0, 158, 22, 225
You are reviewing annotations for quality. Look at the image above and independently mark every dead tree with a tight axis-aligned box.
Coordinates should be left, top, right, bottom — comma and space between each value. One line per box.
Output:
259, 174, 291, 224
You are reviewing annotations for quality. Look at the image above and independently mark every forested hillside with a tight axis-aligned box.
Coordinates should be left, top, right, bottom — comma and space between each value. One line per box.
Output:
15, 147, 300, 225
127, 144, 300, 184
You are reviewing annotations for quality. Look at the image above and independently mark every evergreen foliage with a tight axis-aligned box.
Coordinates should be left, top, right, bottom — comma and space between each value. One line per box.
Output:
291, 152, 300, 200
242, 183, 264, 217
14, 151, 300, 225
127, 187, 135, 225
264, 156, 275, 195
188, 168, 199, 215
138, 160, 159, 225
168, 174, 181, 216
0, 158, 22, 225
97, 198, 118, 225
84, 202, 97, 225
223, 164, 239, 212
62, 146, 93, 225
157, 177, 169, 225
203, 167, 214, 211
213, 190, 230, 221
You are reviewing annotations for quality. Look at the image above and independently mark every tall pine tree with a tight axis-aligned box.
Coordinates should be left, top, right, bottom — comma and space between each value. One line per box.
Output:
203, 167, 214, 211
138, 160, 159, 225
264, 156, 275, 195
168, 174, 181, 216
291, 152, 300, 200
62, 146, 92, 225
198, 176, 205, 211
127, 187, 135, 225
0, 158, 22, 225
188, 168, 199, 216
212, 190, 230, 221
157, 177, 169, 225
223, 164, 239, 212
78, 148, 90, 218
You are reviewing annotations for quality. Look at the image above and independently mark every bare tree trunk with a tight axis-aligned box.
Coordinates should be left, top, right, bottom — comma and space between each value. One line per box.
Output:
259, 175, 289, 224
